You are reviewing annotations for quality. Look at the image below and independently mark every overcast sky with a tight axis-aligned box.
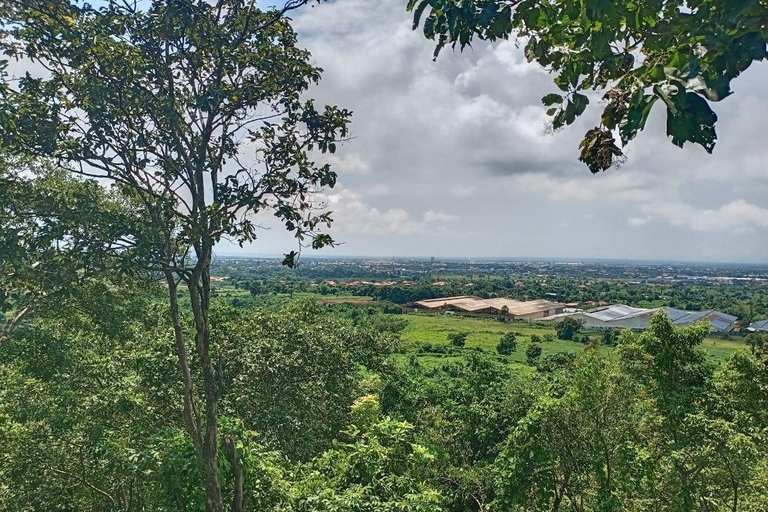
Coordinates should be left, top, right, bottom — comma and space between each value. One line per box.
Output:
219, 2, 762, 263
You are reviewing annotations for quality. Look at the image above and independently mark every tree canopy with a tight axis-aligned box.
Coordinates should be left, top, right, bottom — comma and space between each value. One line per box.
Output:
408, 0, 768, 172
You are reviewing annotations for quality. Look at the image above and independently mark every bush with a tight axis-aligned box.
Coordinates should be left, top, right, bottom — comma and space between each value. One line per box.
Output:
448, 332, 468, 347
526, 343, 543, 365
555, 317, 584, 340
543, 333, 555, 343
529, 334, 541, 344
497, 332, 517, 355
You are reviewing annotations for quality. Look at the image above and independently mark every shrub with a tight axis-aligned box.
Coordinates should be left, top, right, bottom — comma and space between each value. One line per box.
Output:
448, 332, 468, 347
497, 332, 517, 355
555, 317, 584, 340
526, 343, 543, 365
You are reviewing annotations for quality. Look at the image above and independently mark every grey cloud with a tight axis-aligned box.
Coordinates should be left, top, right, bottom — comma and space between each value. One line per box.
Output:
220, 0, 768, 263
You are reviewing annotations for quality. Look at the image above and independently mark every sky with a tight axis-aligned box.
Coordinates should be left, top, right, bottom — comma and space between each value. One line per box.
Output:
220, 0, 768, 263
14, 0, 768, 263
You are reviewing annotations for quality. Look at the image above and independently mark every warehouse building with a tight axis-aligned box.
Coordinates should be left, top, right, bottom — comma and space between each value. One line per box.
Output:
540, 304, 736, 333
402, 296, 564, 321
747, 319, 768, 332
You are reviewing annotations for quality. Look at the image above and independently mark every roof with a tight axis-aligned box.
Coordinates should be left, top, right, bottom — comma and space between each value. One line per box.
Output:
586, 305, 648, 322
749, 319, 768, 331
407, 296, 561, 316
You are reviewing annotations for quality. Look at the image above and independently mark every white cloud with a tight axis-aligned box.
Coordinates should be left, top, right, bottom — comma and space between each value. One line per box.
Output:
641, 200, 768, 233
424, 210, 459, 223
627, 217, 650, 227
325, 153, 371, 175
322, 189, 457, 236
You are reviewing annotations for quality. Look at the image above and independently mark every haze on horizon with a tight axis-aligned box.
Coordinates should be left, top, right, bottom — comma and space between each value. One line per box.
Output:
217, 0, 768, 265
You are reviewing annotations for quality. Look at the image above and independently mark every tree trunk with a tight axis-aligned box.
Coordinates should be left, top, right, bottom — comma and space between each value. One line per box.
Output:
166, 273, 203, 457
224, 435, 245, 512
188, 247, 224, 512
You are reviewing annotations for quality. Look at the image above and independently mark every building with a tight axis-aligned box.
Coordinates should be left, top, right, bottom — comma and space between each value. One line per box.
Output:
539, 304, 736, 333
747, 319, 768, 332
402, 296, 564, 321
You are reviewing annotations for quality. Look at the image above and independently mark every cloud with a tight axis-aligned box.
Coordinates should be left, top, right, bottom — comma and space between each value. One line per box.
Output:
325, 153, 371, 175
627, 217, 650, 227
322, 189, 458, 236
424, 210, 459, 223
640, 200, 768, 233
219, 0, 768, 262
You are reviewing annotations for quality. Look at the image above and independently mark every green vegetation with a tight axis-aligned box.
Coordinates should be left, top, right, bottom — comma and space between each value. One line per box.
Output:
525, 343, 542, 365
1, 1, 766, 511
497, 332, 517, 355
1, 1, 350, 509
447, 331, 469, 347
556, 316, 584, 340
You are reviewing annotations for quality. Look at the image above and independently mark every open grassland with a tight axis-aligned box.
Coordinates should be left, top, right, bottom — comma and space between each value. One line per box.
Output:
398, 313, 751, 367
209, 283, 251, 300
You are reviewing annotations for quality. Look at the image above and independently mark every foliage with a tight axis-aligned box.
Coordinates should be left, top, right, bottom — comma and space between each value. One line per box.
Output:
746, 332, 766, 356
3, 285, 767, 511
214, 299, 396, 460
0, 157, 147, 341
555, 316, 583, 340
525, 343, 543, 365
448, 331, 468, 347
291, 396, 443, 512
0, 293, 398, 510
0, 1, 350, 509
497, 331, 517, 355
408, 0, 767, 172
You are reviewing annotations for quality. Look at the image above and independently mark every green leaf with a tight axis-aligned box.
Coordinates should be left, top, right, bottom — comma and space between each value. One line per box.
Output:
541, 94, 563, 106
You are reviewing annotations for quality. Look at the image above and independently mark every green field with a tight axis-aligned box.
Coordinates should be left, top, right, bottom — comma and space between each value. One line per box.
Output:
397, 313, 751, 368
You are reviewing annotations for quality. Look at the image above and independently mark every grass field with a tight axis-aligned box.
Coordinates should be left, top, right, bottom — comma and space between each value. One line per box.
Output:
210, 284, 251, 300
397, 313, 751, 368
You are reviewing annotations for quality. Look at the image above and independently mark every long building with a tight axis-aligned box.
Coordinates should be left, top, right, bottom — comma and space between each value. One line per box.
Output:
540, 304, 737, 333
403, 296, 564, 321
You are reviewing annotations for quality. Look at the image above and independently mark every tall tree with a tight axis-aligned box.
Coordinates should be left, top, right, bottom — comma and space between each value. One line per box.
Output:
0, 156, 144, 342
0, 1, 350, 511
408, 0, 767, 172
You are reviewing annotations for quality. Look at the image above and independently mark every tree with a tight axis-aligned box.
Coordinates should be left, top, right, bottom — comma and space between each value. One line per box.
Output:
0, 157, 144, 342
0, 2, 350, 511
214, 299, 395, 460
497, 331, 517, 355
291, 396, 443, 512
746, 332, 766, 357
525, 343, 542, 365
448, 331, 469, 347
495, 345, 654, 512
555, 317, 583, 341
408, 0, 767, 172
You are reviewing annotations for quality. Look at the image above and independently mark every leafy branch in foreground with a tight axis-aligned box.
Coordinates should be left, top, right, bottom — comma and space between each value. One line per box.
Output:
408, 0, 767, 172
